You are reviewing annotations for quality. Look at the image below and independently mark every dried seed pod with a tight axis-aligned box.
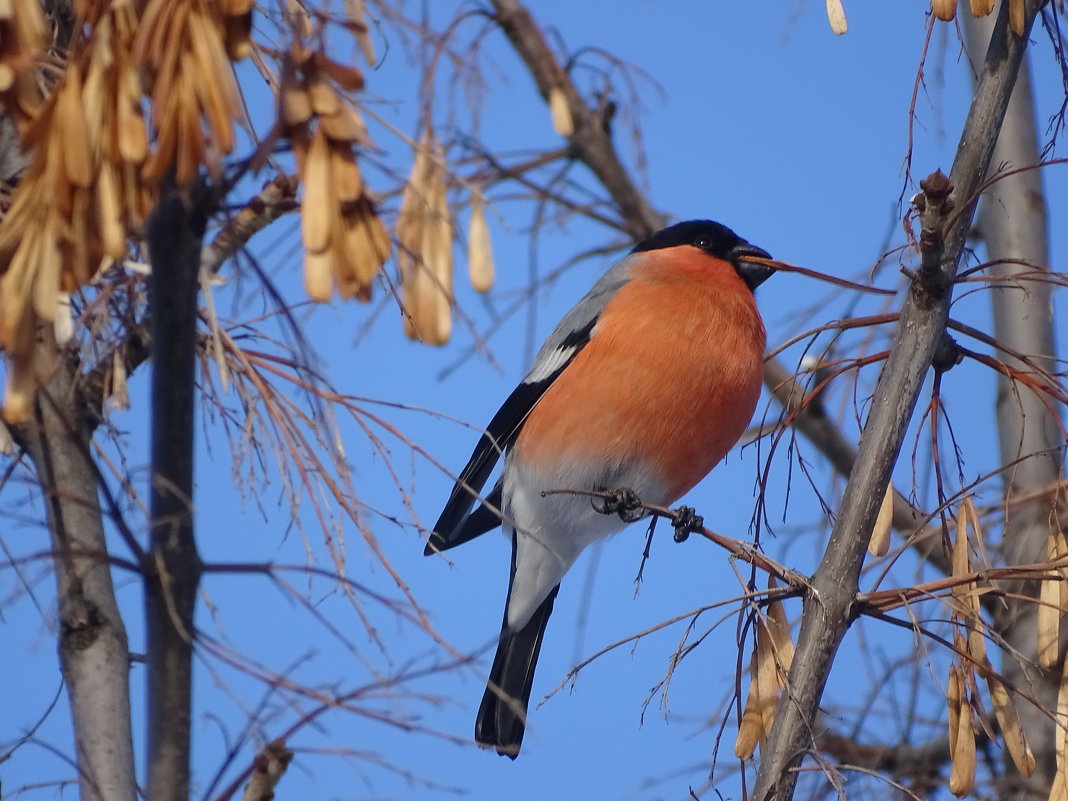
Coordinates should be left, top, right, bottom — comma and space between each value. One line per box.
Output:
329, 142, 363, 202
467, 192, 494, 293
548, 86, 573, 137
318, 102, 369, 144
110, 346, 130, 410
134, 0, 243, 185
301, 128, 333, 255
312, 51, 366, 92
932, 0, 957, 20
765, 583, 795, 684
307, 74, 340, 117
952, 496, 983, 618
868, 483, 894, 556
735, 647, 765, 759
281, 67, 314, 126
949, 677, 976, 797
398, 132, 452, 344
1, 310, 36, 423
1008, 0, 1024, 35
0, 0, 45, 127
968, 627, 989, 676
397, 138, 432, 338
948, 665, 964, 756
1058, 530, 1068, 612
422, 140, 453, 345
1039, 530, 1067, 669
987, 675, 1036, 777
826, 0, 847, 34
969, 0, 994, 15
58, 67, 93, 189
754, 612, 781, 737
1050, 769, 1067, 801
1057, 657, 1068, 777
53, 293, 73, 345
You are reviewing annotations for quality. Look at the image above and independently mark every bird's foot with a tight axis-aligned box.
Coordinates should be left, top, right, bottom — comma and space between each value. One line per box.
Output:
594, 487, 645, 522
671, 506, 704, 542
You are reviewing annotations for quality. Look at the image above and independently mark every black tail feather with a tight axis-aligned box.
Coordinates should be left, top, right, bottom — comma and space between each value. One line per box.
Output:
424, 482, 504, 556
474, 584, 560, 758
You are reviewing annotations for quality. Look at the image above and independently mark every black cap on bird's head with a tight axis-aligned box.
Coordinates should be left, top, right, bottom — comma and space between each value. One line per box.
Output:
631, 219, 775, 291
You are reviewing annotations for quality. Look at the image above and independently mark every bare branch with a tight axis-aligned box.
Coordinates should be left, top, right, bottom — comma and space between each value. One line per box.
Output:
487, 0, 663, 239
7, 342, 137, 801
239, 739, 293, 801
962, 6, 1064, 794
751, 4, 1046, 800
144, 181, 208, 801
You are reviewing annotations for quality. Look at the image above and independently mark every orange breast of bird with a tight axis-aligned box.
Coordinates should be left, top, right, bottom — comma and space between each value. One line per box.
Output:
513, 247, 766, 503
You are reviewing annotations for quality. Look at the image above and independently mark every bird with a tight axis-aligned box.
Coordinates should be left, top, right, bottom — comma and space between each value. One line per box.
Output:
425, 219, 775, 758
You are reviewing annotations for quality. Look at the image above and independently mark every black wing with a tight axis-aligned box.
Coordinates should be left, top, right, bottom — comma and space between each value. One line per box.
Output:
424, 318, 597, 556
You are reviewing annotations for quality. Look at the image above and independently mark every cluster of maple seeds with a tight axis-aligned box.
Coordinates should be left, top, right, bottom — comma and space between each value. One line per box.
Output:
393, 131, 496, 345
0, 0, 252, 421
0, 1, 151, 421
734, 495, 1068, 797
135, 0, 252, 185
281, 42, 390, 304
0, 0, 496, 421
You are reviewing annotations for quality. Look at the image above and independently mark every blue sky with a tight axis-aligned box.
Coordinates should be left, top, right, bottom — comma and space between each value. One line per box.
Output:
3, 2, 1067, 800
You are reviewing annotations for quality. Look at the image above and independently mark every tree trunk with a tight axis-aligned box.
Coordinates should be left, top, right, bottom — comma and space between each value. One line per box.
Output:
10, 340, 137, 801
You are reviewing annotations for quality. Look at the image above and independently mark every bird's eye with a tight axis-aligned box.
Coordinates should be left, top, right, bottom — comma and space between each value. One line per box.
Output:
693, 236, 711, 250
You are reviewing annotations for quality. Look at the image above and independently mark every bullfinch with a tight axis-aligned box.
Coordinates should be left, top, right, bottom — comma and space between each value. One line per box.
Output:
425, 220, 774, 757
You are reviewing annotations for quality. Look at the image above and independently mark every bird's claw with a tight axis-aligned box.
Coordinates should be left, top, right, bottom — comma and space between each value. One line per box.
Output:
671, 506, 703, 542
594, 487, 644, 522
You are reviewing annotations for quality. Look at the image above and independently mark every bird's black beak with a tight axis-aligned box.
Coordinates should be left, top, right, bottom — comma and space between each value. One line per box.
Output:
730, 242, 775, 290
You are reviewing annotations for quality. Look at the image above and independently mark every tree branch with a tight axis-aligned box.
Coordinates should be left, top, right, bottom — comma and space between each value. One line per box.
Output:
962, 8, 1063, 796
751, 4, 1045, 800
488, 0, 664, 239
144, 180, 208, 801
8, 341, 137, 801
